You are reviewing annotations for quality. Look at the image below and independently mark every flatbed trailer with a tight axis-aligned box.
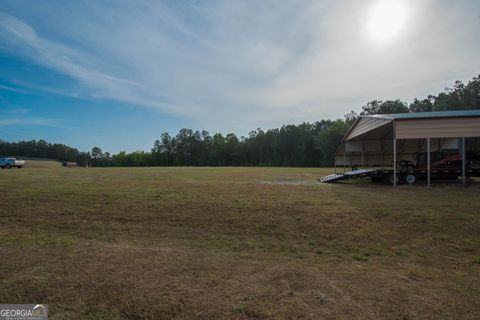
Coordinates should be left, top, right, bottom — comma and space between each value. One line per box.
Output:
319, 168, 480, 185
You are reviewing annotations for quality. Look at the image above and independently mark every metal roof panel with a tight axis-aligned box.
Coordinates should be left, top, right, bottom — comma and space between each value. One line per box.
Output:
367, 109, 480, 120
344, 117, 392, 141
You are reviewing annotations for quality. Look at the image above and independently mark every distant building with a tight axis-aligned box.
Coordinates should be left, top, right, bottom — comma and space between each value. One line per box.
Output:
62, 161, 77, 167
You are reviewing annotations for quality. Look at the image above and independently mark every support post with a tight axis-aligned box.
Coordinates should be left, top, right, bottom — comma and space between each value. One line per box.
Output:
427, 138, 431, 187
381, 142, 384, 169
393, 138, 397, 187
343, 149, 346, 173
361, 142, 365, 168
462, 137, 466, 186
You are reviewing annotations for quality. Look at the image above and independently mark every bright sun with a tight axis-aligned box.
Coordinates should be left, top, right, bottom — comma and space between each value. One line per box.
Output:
368, 0, 407, 41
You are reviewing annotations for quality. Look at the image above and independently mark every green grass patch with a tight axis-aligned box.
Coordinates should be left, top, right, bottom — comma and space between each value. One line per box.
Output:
233, 302, 249, 315
87, 310, 116, 320
352, 254, 369, 262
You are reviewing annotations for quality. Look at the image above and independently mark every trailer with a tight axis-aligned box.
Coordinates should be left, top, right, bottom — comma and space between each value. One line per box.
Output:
319, 167, 480, 185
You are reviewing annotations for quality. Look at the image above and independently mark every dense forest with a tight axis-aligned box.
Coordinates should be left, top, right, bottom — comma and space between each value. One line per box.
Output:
1, 75, 480, 167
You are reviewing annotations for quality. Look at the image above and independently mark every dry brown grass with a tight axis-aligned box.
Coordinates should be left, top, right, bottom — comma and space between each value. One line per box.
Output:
20, 159, 62, 169
1, 163, 479, 319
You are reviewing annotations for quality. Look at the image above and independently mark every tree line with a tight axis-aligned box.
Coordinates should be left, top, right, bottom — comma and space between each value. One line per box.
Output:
1, 75, 479, 167
0, 140, 90, 166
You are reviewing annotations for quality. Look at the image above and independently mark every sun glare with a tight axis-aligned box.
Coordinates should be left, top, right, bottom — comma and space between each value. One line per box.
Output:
368, 0, 407, 41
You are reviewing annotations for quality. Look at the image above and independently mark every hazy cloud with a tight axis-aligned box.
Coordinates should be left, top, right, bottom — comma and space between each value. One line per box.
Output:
0, 0, 479, 131
9, 108, 29, 114
0, 117, 61, 127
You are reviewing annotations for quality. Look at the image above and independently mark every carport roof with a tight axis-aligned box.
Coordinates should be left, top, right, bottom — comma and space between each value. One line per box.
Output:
343, 109, 480, 142
368, 109, 480, 120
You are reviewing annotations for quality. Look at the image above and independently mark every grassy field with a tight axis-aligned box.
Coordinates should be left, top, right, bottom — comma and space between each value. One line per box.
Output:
1, 162, 480, 319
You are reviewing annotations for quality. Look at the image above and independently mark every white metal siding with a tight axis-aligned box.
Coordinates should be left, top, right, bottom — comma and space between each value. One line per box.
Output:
345, 117, 392, 141
345, 140, 382, 153
395, 117, 480, 139
335, 155, 396, 167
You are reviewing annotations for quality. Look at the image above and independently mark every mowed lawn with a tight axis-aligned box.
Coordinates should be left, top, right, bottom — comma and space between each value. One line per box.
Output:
1, 163, 480, 319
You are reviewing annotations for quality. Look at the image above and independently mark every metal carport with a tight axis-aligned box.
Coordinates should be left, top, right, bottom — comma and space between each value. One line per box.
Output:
334, 110, 480, 187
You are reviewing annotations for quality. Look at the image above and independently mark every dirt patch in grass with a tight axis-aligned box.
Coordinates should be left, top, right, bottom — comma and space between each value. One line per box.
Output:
261, 177, 310, 185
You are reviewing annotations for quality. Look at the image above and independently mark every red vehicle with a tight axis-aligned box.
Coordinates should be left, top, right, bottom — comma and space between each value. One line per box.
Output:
414, 152, 462, 169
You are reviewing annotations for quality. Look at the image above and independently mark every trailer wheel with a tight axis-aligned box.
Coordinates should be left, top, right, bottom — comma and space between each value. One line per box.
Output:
385, 173, 400, 185
6, 164, 11, 169
404, 174, 417, 185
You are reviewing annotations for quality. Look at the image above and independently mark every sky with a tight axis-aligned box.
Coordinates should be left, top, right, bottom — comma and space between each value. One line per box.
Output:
0, 0, 479, 152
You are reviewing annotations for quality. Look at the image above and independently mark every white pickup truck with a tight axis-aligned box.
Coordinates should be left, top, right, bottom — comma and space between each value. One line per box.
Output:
0, 157, 25, 168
